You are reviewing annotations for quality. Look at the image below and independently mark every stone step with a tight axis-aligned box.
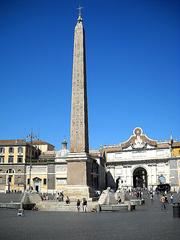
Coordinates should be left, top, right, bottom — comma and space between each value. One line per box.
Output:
40, 203, 79, 212
38, 201, 97, 212
0, 193, 23, 203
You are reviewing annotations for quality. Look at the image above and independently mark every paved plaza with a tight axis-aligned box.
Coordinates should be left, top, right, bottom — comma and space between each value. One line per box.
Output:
0, 194, 180, 240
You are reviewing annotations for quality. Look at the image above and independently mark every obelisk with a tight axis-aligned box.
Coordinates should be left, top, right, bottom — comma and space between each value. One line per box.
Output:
70, 11, 89, 154
66, 10, 93, 198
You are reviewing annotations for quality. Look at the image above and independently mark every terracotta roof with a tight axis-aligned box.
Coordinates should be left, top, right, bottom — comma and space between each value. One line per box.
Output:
172, 142, 180, 147
39, 151, 56, 160
156, 143, 170, 148
0, 139, 26, 146
32, 140, 54, 147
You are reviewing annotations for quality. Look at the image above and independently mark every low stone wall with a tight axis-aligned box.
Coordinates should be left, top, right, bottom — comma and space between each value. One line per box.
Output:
0, 203, 21, 209
100, 203, 136, 212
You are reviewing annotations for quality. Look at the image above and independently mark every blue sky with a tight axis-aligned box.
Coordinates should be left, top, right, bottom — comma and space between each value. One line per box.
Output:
0, 0, 179, 149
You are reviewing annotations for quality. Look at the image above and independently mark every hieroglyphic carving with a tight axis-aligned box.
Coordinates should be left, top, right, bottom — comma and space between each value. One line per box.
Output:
70, 17, 89, 153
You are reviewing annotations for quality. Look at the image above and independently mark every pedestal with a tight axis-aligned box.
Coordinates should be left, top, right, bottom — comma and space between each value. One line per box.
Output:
66, 152, 94, 199
63, 185, 92, 200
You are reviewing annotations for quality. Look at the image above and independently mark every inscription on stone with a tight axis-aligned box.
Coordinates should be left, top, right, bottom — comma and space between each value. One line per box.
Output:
70, 17, 89, 153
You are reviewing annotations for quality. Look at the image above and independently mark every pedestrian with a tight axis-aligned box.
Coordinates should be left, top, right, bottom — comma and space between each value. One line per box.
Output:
82, 198, 87, 212
150, 192, 153, 200
160, 195, 166, 210
164, 194, 168, 204
65, 196, 70, 205
139, 191, 142, 199
170, 194, 174, 204
117, 196, 121, 204
60, 191, 64, 202
77, 199, 81, 212
137, 191, 139, 198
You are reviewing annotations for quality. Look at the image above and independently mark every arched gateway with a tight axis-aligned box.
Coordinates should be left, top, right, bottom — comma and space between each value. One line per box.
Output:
133, 167, 147, 188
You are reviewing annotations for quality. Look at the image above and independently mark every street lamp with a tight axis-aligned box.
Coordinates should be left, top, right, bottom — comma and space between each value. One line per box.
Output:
26, 131, 37, 191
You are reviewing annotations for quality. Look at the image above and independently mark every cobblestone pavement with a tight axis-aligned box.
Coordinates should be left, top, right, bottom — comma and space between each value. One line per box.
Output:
0, 193, 180, 240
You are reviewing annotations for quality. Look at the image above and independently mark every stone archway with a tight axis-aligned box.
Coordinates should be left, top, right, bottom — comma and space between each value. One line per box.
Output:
6, 169, 15, 192
133, 167, 147, 188
33, 177, 41, 192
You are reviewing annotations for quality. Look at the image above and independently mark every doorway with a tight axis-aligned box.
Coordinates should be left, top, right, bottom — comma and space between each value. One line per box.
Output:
6, 169, 15, 192
133, 167, 147, 188
33, 177, 41, 192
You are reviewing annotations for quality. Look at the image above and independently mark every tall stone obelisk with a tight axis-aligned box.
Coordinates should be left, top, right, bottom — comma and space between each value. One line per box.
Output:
66, 11, 93, 198
70, 13, 89, 154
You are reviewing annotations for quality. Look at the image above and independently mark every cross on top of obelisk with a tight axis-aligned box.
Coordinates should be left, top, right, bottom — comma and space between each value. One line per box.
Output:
77, 6, 83, 21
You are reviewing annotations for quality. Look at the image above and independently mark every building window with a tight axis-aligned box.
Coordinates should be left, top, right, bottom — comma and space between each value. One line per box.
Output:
8, 156, 14, 163
27, 178, 30, 185
43, 179, 47, 185
6, 169, 15, 174
18, 147, 23, 154
9, 147, 14, 154
0, 147, 5, 154
0, 156, 4, 163
17, 157, 23, 163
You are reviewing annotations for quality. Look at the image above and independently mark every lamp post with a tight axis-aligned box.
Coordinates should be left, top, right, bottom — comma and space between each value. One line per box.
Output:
26, 131, 37, 191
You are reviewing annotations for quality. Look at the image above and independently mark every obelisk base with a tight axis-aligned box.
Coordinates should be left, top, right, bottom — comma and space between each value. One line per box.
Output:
63, 185, 92, 200
65, 152, 94, 199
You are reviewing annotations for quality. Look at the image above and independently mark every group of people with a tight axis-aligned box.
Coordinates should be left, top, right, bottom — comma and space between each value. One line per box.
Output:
76, 198, 87, 212
63, 196, 88, 212
57, 192, 64, 202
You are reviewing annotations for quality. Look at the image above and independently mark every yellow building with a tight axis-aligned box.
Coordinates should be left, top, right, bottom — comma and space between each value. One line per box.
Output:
171, 142, 180, 190
172, 142, 180, 157
0, 140, 38, 192
0, 139, 55, 193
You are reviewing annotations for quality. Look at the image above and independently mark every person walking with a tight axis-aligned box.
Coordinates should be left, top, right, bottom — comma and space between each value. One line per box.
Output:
164, 194, 168, 204
65, 196, 70, 205
82, 198, 87, 212
160, 195, 166, 210
60, 191, 64, 202
170, 194, 174, 204
150, 192, 153, 201
77, 199, 81, 212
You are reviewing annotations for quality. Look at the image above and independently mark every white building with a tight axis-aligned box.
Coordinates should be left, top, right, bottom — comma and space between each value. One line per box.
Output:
104, 127, 179, 191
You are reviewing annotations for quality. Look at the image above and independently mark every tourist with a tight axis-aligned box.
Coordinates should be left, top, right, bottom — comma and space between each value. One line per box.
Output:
117, 196, 121, 204
56, 192, 60, 201
65, 196, 70, 204
164, 194, 168, 203
139, 191, 142, 199
160, 195, 166, 210
60, 191, 64, 202
82, 198, 87, 212
137, 191, 139, 198
170, 194, 174, 204
77, 199, 81, 212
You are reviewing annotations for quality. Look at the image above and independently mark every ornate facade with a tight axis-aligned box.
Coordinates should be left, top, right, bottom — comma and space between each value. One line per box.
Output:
104, 127, 180, 192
